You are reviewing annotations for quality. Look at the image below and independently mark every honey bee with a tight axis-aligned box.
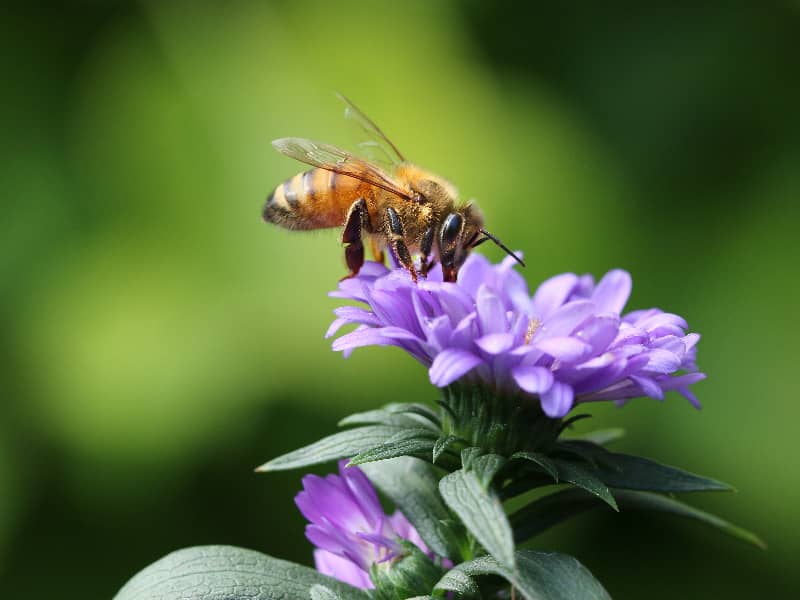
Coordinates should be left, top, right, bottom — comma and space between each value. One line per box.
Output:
263, 95, 524, 282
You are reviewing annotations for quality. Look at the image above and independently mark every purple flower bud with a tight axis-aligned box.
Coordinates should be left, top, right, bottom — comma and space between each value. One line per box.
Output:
295, 460, 430, 589
327, 255, 704, 418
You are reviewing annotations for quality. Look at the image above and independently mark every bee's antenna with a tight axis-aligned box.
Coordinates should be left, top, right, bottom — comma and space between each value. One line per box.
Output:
479, 229, 526, 267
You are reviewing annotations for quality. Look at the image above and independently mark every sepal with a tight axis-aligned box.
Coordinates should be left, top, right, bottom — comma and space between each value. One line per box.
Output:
370, 542, 445, 600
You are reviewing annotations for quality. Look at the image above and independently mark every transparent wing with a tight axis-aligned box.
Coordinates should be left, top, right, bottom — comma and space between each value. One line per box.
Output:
337, 93, 406, 167
272, 137, 414, 200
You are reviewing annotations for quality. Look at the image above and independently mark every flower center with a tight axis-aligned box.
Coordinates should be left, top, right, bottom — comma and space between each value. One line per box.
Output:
524, 318, 541, 345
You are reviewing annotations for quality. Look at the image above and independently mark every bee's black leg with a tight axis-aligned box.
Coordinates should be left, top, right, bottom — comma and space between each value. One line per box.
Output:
385, 207, 418, 282
420, 224, 436, 277
340, 198, 369, 280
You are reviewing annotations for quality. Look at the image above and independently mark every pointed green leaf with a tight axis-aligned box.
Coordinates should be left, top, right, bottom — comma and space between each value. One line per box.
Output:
471, 453, 508, 488
552, 458, 618, 511
361, 457, 457, 559
433, 435, 460, 464
256, 426, 405, 472
460, 446, 483, 470
511, 451, 559, 482
439, 469, 515, 571
436, 550, 610, 600
592, 452, 733, 493
432, 568, 480, 597
310, 585, 341, 600
349, 428, 438, 465
114, 545, 368, 600
386, 402, 442, 428
511, 488, 766, 549
567, 427, 625, 446
338, 408, 423, 428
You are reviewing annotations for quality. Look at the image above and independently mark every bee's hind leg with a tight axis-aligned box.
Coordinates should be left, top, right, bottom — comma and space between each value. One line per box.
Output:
340, 198, 369, 280
385, 207, 419, 283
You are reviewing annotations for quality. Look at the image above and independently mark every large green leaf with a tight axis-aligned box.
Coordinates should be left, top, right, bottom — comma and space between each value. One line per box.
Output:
435, 550, 611, 600
566, 428, 625, 446
256, 426, 404, 472
439, 469, 515, 571
510, 488, 766, 548
310, 585, 341, 600
349, 428, 438, 465
114, 545, 368, 600
338, 403, 440, 430
361, 457, 456, 559
551, 458, 618, 511
511, 452, 559, 482
591, 451, 733, 493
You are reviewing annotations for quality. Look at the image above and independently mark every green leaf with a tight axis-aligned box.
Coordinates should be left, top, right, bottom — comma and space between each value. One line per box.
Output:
592, 452, 734, 493
510, 488, 766, 548
460, 446, 483, 470
552, 458, 618, 511
567, 427, 625, 446
432, 568, 480, 597
386, 402, 442, 428
435, 550, 611, 600
338, 408, 423, 429
349, 428, 438, 465
360, 457, 457, 559
113, 545, 368, 600
471, 453, 508, 488
432, 435, 459, 464
339, 403, 441, 430
256, 426, 405, 472
511, 451, 559, 482
439, 469, 515, 571
310, 585, 341, 600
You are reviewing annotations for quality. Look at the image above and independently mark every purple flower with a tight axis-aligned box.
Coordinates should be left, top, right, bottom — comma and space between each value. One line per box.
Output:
327, 254, 704, 418
295, 460, 431, 589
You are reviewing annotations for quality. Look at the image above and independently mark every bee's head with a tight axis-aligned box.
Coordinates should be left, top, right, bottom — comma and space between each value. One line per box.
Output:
438, 202, 524, 283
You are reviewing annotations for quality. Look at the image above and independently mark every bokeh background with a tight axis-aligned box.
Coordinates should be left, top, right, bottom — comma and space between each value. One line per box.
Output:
2, 1, 799, 598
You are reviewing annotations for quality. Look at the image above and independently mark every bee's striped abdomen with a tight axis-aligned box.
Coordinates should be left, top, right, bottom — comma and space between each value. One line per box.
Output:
263, 168, 372, 231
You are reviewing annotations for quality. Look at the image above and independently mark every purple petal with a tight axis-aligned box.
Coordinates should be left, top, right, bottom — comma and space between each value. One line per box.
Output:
534, 336, 593, 363
475, 333, 515, 355
536, 300, 594, 339
532, 273, 579, 319
314, 550, 372, 589
540, 382, 574, 417
575, 315, 620, 354
429, 349, 483, 386
332, 327, 410, 353
644, 348, 682, 374
456, 253, 493, 298
340, 462, 385, 526
476, 284, 507, 335
511, 365, 554, 393
591, 269, 632, 314
630, 374, 664, 400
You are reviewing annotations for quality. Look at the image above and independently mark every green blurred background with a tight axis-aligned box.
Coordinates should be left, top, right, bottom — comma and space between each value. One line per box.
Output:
2, 1, 798, 597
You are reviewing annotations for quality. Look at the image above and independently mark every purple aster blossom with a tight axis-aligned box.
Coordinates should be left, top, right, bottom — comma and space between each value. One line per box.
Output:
327, 254, 704, 418
295, 460, 432, 589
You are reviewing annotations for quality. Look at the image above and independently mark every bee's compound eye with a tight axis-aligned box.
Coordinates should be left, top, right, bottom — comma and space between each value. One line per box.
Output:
441, 213, 463, 245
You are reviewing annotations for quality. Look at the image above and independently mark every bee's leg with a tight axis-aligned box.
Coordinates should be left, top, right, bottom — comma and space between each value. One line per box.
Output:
368, 237, 385, 265
385, 206, 418, 282
420, 225, 436, 277
340, 198, 369, 280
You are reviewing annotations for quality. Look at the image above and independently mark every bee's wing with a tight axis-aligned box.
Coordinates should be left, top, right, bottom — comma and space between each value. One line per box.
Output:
272, 137, 414, 200
338, 93, 406, 167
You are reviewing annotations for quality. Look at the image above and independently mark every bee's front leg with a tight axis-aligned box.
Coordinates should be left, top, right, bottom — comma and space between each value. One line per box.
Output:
419, 224, 436, 277
340, 198, 369, 280
385, 207, 418, 283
